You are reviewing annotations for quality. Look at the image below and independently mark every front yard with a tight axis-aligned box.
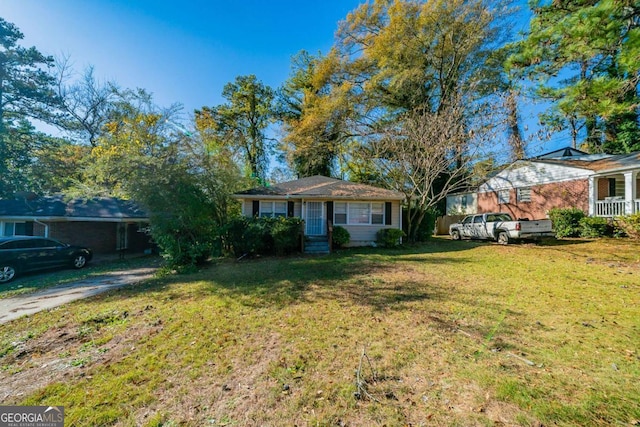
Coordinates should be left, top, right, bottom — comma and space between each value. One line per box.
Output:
1, 238, 638, 426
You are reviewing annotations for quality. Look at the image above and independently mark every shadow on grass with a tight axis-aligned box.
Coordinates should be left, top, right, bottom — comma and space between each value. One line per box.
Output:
114, 239, 481, 312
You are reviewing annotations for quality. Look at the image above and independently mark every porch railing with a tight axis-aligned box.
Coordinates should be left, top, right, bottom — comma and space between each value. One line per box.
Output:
595, 200, 626, 217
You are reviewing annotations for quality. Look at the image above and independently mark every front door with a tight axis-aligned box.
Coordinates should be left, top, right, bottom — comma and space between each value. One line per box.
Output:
305, 201, 325, 236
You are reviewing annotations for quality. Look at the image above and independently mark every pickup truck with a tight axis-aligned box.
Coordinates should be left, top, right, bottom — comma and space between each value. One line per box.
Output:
449, 212, 555, 244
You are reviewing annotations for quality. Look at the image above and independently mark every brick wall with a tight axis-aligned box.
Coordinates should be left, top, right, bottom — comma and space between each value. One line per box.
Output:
477, 178, 589, 219
31, 221, 152, 254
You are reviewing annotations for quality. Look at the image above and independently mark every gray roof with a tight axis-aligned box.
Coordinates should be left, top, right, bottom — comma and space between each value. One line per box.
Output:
0, 196, 148, 221
235, 175, 405, 200
533, 151, 640, 173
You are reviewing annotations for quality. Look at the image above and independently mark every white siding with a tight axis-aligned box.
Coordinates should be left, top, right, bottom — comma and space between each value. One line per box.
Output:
341, 200, 401, 246
446, 193, 477, 214
238, 199, 402, 246
479, 162, 592, 193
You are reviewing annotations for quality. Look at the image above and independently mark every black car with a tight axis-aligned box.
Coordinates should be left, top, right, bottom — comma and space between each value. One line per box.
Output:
0, 236, 92, 284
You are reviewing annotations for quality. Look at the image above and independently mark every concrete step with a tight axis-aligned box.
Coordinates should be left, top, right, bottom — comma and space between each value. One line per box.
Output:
304, 238, 330, 254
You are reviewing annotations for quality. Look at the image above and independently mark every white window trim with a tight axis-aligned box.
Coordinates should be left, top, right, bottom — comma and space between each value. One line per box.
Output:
498, 190, 510, 204
334, 202, 386, 226
1, 221, 26, 237
259, 201, 287, 218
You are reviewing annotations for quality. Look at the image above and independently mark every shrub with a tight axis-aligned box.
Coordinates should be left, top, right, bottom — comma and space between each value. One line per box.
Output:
223, 216, 303, 257
332, 226, 350, 248
615, 213, 640, 239
548, 208, 586, 238
579, 216, 613, 238
271, 217, 303, 255
376, 228, 405, 248
403, 207, 438, 242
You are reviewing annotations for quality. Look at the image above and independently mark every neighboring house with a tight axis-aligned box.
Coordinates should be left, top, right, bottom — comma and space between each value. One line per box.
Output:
477, 148, 640, 219
445, 191, 478, 215
233, 175, 405, 248
0, 196, 151, 255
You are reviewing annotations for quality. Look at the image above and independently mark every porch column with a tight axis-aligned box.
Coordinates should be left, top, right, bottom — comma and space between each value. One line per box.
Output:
588, 176, 596, 216
624, 171, 636, 214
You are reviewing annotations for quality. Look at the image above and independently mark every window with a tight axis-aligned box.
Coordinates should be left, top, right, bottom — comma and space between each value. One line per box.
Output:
371, 203, 384, 224
334, 202, 387, 225
498, 190, 510, 204
334, 202, 347, 225
473, 215, 483, 223
517, 188, 531, 203
1, 222, 26, 237
260, 201, 287, 218
349, 203, 370, 224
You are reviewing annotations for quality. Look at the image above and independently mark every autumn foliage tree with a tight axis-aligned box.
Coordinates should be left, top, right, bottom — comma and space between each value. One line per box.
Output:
195, 75, 275, 182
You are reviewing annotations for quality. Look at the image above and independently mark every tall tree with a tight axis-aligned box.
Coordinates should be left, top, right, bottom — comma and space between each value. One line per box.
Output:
507, 0, 640, 153
277, 51, 352, 177
0, 18, 58, 131
315, 0, 509, 227
195, 75, 275, 182
370, 95, 487, 241
0, 18, 60, 197
54, 58, 119, 147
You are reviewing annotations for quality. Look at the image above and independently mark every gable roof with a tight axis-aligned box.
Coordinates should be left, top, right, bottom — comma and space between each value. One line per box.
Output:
534, 147, 589, 159
534, 151, 640, 173
234, 175, 404, 200
478, 149, 640, 192
0, 196, 148, 221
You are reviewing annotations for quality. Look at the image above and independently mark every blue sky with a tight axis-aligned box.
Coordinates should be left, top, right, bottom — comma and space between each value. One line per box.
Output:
2, 1, 569, 158
1, 0, 362, 114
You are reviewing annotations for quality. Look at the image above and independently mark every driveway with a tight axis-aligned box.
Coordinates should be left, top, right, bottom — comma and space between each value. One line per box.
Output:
0, 266, 158, 324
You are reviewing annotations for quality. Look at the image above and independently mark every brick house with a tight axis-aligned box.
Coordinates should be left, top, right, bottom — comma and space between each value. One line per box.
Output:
476, 148, 640, 219
0, 196, 152, 255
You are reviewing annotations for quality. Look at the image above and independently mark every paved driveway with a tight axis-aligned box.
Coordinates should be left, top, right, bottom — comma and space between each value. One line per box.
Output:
0, 267, 157, 324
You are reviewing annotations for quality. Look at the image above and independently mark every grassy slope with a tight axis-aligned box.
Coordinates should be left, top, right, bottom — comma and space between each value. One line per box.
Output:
0, 238, 638, 426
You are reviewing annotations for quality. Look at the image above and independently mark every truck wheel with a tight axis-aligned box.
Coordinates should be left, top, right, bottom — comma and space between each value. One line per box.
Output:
451, 230, 461, 241
497, 231, 509, 245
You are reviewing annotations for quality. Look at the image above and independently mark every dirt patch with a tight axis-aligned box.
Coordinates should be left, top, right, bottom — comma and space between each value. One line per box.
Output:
0, 308, 162, 404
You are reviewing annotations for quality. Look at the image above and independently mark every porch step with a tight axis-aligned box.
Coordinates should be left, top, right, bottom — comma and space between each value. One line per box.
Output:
304, 237, 330, 254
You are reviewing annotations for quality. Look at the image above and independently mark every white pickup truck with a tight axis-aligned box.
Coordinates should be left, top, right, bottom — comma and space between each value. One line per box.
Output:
449, 212, 555, 244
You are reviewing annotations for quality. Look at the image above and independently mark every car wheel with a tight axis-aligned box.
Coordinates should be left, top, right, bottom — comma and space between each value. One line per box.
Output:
497, 231, 509, 245
72, 254, 88, 269
0, 265, 17, 284
451, 230, 461, 241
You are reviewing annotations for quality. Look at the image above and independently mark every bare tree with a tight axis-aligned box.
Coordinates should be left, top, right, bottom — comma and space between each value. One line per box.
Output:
54, 56, 118, 146
369, 96, 489, 241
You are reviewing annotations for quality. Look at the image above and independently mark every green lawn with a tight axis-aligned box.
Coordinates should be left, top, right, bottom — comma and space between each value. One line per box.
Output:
1, 238, 638, 426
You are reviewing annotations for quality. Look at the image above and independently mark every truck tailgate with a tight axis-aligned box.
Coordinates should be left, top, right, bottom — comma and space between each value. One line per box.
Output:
520, 219, 553, 233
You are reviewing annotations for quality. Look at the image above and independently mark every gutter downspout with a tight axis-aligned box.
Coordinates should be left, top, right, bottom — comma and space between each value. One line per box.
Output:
33, 219, 49, 237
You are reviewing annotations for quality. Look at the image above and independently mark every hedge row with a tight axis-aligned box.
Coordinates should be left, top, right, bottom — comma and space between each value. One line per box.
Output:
548, 208, 640, 239
223, 216, 303, 257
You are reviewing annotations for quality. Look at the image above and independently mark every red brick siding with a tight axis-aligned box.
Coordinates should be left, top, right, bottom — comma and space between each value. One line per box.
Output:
477, 179, 589, 219
31, 221, 152, 254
